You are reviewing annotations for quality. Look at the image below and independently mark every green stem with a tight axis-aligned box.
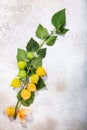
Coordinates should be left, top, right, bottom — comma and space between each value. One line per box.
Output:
27, 61, 32, 75
35, 39, 45, 55
14, 100, 19, 119
36, 28, 56, 54
14, 80, 26, 119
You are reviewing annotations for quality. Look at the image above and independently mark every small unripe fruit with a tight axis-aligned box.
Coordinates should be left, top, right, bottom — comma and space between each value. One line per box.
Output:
27, 52, 34, 60
17, 61, 27, 70
18, 70, 27, 79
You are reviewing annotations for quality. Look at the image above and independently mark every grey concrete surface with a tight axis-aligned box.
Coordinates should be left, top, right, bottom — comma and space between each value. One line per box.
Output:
0, 0, 87, 130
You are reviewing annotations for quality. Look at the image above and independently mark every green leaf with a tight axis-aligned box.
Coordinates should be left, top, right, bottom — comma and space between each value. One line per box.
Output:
57, 28, 69, 34
56, 23, 69, 34
17, 90, 22, 101
27, 62, 36, 76
51, 9, 66, 29
31, 57, 42, 69
37, 48, 46, 59
21, 92, 35, 106
36, 24, 48, 39
26, 38, 39, 52
36, 77, 46, 90
62, 28, 69, 34
28, 68, 36, 76
17, 48, 29, 62
45, 36, 57, 46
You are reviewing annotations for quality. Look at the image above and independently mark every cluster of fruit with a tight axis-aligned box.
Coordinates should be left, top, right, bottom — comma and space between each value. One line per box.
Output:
6, 55, 46, 121
11, 59, 46, 100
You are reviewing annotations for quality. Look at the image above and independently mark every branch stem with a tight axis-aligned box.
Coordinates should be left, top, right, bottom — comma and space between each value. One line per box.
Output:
14, 100, 19, 119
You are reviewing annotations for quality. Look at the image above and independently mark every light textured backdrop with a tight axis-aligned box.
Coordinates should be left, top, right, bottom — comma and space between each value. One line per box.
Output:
0, 0, 87, 130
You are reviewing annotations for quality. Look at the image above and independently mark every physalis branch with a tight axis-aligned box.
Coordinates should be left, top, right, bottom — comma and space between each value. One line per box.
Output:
5, 9, 69, 123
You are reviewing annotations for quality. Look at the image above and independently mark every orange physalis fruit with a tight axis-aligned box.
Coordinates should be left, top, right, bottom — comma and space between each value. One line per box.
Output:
5, 106, 15, 117
17, 108, 32, 122
36, 67, 46, 77
21, 89, 31, 100
30, 74, 39, 84
27, 83, 36, 92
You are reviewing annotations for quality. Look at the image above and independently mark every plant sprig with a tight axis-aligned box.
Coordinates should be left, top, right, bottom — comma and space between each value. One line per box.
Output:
5, 9, 69, 122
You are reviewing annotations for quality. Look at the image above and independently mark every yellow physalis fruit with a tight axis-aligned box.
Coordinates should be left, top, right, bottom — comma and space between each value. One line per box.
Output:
17, 108, 32, 122
5, 106, 15, 117
36, 67, 46, 76
17, 61, 27, 70
21, 89, 31, 100
10, 78, 21, 88
30, 74, 39, 84
27, 83, 36, 92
